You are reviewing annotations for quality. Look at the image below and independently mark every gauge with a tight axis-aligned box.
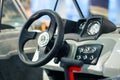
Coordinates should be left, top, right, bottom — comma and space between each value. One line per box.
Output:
87, 21, 100, 36
79, 22, 86, 30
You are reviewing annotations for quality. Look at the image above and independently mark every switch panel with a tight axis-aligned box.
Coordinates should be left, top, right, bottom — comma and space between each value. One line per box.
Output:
75, 44, 103, 65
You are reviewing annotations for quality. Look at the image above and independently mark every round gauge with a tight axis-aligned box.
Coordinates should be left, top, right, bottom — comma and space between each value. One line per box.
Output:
87, 21, 101, 36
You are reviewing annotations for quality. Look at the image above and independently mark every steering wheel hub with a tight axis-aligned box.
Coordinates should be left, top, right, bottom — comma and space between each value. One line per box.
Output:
38, 32, 50, 47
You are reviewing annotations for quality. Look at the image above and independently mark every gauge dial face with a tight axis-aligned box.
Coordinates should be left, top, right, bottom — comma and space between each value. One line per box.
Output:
87, 21, 100, 36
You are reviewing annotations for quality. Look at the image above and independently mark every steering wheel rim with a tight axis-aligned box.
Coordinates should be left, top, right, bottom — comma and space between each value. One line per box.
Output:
18, 9, 64, 67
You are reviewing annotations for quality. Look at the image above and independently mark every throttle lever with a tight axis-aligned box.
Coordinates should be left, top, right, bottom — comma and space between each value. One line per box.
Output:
60, 57, 84, 80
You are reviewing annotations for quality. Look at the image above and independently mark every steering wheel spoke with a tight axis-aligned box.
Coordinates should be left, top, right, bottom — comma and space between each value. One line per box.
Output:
32, 46, 46, 62
38, 46, 46, 58
19, 29, 37, 51
21, 29, 37, 41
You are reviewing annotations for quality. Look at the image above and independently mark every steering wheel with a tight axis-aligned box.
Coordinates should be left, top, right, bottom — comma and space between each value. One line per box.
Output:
18, 9, 64, 67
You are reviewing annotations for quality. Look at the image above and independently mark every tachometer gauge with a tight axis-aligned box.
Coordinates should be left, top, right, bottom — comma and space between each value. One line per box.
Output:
87, 21, 100, 36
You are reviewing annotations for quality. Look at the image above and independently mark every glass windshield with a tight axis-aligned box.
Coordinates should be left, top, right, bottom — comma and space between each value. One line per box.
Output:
20, 0, 120, 26
2, 0, 26, 30
20, 0, 80, 21
19, 0, 81, 31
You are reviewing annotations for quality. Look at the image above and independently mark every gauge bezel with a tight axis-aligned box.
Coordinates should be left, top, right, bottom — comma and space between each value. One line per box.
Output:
87, 21, 101, 36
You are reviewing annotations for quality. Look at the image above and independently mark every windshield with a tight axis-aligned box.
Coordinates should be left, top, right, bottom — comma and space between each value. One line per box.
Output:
20, 0, 120, 26
1, 0, 26, 30
20, 0, 80, 21
19, 0, 81, 31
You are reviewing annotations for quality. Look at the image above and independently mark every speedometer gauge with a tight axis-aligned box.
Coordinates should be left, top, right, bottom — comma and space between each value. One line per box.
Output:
87, 21, 100, 36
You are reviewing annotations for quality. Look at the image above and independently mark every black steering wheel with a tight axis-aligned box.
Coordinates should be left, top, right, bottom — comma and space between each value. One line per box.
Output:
18, 9, 64, 67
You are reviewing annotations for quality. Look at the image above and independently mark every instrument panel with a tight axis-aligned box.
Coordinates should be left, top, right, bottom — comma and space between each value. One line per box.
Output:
80, 17, 102, 40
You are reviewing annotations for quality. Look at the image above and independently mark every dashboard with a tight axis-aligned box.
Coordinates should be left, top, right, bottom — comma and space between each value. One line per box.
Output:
43, 16, 119, 77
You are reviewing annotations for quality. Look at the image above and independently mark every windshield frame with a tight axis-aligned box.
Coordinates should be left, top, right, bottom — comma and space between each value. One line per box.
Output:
12, 0, 27, 20
0, 0, 3, 31
54, 0, 84, 19
0, 0, 28, 31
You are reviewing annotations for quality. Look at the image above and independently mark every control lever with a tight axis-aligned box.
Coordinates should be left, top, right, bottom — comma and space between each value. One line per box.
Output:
60, 57, 83, 80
